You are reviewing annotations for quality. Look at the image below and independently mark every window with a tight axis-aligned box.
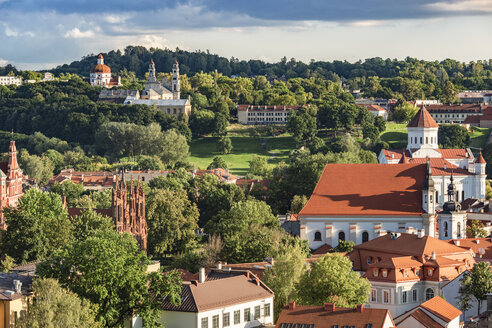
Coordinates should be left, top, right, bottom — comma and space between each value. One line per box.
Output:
403, 270, 408, 277
212, 315, 219, 328
428, 269, 433, 276
373, 269, 378, 277
402, 291, 408, 303
370, 289, 377, 302
362, 231, 369, 243
223, 312, 230, 327
413, 289, 418, 302
383, 290, 390, 304
314, 231, 322, 241
425, 288, 434, 300
264, 303, 271, 317
254, 305, 261, 320
436, 191, 439, 202
367, 257, 372, 265
420, 137, 423, 144
444, 221, 448, 237
244, 308, 251, 322
457, 222, 462, 237
382, 269, 388, 278
234, 310, 240, 324
201, 317, 208, 328
462, 190, 465, 201
338, 231, 345, 242
426, 137, 428, 144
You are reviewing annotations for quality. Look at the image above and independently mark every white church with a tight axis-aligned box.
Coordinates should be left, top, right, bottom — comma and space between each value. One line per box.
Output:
299, 106, 487, 250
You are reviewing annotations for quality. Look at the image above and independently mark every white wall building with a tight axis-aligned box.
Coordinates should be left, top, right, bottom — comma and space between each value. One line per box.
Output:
0, 76, 22, 86
237, 105, 301, 125
393, 296, 462, 328
90, 54, 121, 88
143, 269, 274, 328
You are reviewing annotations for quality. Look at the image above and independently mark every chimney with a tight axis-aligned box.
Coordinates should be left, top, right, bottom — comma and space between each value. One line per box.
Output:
191, 280, 198, 286
289, 301, 296, 310
455, 240, 460, 246
198, 267, 206, 283
13, 280, 22, 294
431, 251, 436, 260
444, 163, 447, 170
475, 239, 480, 244
356, 304, 364, 313
216, 262, 222, 270
418, 229, 425, 238
324, 303, 335, 312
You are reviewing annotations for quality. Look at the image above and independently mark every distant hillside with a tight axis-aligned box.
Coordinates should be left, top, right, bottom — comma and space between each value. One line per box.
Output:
47, 46, 492, 90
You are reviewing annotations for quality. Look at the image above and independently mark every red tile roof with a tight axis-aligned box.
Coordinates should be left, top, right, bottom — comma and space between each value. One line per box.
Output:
275, 304, 393, 328
420, 296, 462, 322
237, 104, 302, 112
401, 158, 472, 176
436, 148, 470, 159
358, 104, 387, 112
476, 153, 486, 164
426, 104, 483, 113
448, 238, 492, 260
407, 106, 439, 128
67, 208, 112, 218
91, 64, 111, 73
407, 309, 443, 328
299, 164, 426, 217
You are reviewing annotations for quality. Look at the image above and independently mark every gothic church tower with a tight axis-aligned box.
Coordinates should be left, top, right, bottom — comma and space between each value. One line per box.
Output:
172, 60, 180, 100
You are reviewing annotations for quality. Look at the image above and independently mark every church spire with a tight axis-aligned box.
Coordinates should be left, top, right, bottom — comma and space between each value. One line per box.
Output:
148, 59, 157, 82
447, 171, 456, 202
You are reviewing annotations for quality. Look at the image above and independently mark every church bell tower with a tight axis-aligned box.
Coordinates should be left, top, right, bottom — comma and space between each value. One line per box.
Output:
172, 59, 180, 100
438, 172, 466, 240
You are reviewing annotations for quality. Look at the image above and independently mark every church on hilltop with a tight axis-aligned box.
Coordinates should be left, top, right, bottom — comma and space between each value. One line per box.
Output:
90, 54, 122, 88
298, 107, 487, 250
0, 141, 24, 230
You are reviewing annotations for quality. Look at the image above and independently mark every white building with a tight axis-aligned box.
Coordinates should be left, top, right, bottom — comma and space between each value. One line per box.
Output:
393, 296, 462, 328
237, 105, 301, 125
90, 54, 121, 88
0, 76, 22, 86
357, 104, 389, 120
153, 269, 274, 328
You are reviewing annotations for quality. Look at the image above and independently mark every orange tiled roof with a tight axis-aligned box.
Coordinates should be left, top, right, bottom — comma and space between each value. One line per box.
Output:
420, 296, 462, 322
358, 104, 387, 112
299, 164, 426, 217
402, 158, 473, 176
407, 106, 439, 128
91, 64, 111, 73
436, 148, 470, 159
449, 238, 492, 260
407, 309, 442, 328
237, 104, 302, 112
275, 304, 393, 328
476, 153, 486, 164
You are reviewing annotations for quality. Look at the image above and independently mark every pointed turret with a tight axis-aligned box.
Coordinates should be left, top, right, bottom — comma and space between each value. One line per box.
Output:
148, 59, 157, 82
7, 140, 19, 180
406, 105, 439, 150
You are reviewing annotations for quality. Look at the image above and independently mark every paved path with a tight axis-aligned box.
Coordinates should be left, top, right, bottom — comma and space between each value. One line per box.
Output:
262, 138, 277, 163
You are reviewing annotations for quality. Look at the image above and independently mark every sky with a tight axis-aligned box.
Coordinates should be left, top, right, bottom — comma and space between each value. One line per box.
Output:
0, 0, 491, 70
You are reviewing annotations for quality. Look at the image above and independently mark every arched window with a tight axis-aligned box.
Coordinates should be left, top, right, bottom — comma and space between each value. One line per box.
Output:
426, 137, 428, 144
362, 231, 369, 243
420, 137, 423, 144
314, 231, 322, 241
457, 222, 461, 237
425, 288, 434, 300
444, 221, 449, 237
435, 191, 439, 203
338, 231, 345, 242
462, 190, 465, 201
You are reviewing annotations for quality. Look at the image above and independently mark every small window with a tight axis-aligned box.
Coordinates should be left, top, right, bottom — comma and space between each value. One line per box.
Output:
373, 269, 378, 277
420, 137, 423, 143
436, 191, 439, 202
244, 308, 251, 322
212, 315, 219, 328
462, 190, 465, 201
339, 231, 345, 242
234, 310, 240, 324
402, 291, 408, 303
383, 290, 390, 304
201, 317, 208, 328
382, 269, 388, 278
367, 257, 372, 265
223, 312, 230, 327
428, 269, 433, 276
254, 305, 261, 320
426, 137, 428, 144
457, 222, 462, 237
362, 231, 369, 243
413, 289, 418, 302
444, 221, 449, 237
426, 288, 434, 300
314, 231, 322, 241
370, 289, 377, 302
264, 303, 271, 317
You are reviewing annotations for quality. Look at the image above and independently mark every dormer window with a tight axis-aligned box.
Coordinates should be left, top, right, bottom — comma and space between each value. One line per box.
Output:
403, 270, 408, 277
428, 269, 433, 276
373, 269, 379, 277
367, 257, 372, 265
382, 269, 388, 278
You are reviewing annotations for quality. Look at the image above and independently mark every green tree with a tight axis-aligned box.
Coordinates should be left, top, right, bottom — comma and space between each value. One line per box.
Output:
438, 124, 470, 149
262, 242, 307, 320
0, 255, 15, 273
467, 220, 488, 238
287, 107, 317, 144
1, 189, 72, 263
189, 110, 215, 136
18, 149, 54, 185
393, 103, 418, 123
248, 155, 269, 178
441, 80, 458, 104
49, 180, 85, 207
217, 136, 233, 154
297, 254, 371, 307
17, 278, 100, 328
160, 129, 189, 167
290, 195, 308, 214
37, 230, 182, 327
207, 156, 228, 170
212, 113, 228, 137
146, 189, 199, 257
460, 262, 492, 316
137, 155, 164, 170
71, 210, 114, 242
330, 240, 355, 253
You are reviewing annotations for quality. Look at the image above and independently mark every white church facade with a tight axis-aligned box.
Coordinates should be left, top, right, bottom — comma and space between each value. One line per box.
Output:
299, 106, 487, 250
90, 54, 121, 88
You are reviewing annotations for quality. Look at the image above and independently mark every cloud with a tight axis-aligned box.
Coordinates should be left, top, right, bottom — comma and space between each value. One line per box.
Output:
426, 0, 492, 13
0, 58, 8, 66
64, 28, 95, 38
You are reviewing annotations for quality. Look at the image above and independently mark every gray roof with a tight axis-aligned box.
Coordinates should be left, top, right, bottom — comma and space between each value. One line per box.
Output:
0, 272, 33, 301
125, 99, 189, 106
99, 89, 139, 98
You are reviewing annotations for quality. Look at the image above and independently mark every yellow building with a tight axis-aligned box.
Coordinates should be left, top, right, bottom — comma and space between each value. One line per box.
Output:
0, 272, 33, 328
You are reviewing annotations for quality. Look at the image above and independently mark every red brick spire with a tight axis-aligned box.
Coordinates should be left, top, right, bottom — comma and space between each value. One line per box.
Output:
7, 140, 19, 180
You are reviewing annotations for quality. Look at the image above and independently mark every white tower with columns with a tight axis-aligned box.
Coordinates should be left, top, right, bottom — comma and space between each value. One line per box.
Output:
172, 60, 180, 100
407, 106, 439, 152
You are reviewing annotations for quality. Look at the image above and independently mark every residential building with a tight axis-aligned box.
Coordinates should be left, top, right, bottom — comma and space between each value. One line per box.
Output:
355, 98, 397, 110
90, 54, 121, 88
379, 106, 486, 206
0, 272, 33, 328
0, 141, 24, 230
237, 105, 301, 125
414, 99, 442, 106
153, 269, 274, 328
98, 89, 140, 104
348, 233, 475, 318
425, 104, 484, 124
357, 104, 389, 120
0, 76, 22, 86
393, 296, 462, 328
48, 169, 118, 191
458, 90, 492, 104
462, 106, 492, 128
275, 302, 394, 328
124, 98, 191, 116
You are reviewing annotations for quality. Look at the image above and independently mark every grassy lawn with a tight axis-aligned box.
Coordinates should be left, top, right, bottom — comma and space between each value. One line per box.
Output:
469, 127, 491, 150
188, 125, 296, 176
380, 122, 407, 149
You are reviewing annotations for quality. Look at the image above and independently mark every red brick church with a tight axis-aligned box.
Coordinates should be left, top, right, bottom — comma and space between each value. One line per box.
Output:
0, 141, 24, 229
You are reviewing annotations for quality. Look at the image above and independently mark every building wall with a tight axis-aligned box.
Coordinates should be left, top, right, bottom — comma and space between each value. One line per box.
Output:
441, 271, 485, 321
160, 297, 274, 328
407, 127, 439, 150
300, 217, 425, 249
430, 112, 481, 124
0, 77, 22, 86
238, 110, 290, 125
159, 104, 192, 116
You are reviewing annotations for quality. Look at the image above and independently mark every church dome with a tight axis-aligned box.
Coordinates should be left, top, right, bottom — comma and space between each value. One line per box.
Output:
91, 64, 111, 73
